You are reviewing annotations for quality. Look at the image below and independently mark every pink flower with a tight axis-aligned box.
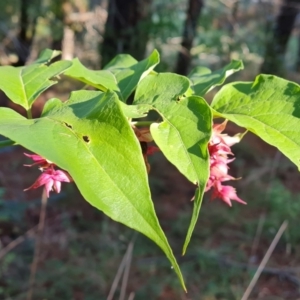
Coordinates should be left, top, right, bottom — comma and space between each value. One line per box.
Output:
212, 182, 246, 207
206, 120, 246, 206
24, 153, 53, 169
24, 167, 72, 198
24, 153, 72, 198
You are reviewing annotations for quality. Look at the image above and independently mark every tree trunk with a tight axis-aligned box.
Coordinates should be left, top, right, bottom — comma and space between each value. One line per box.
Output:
175, 0, 203, 75
101, 0, 153, 67
50, 0, 68, 52
261, 0, 300, 75
14, 0, 39, 66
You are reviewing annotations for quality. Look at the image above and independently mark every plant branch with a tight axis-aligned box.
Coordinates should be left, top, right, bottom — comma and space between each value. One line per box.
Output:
26, 109, 32, 119
107, 234, 136, 300
0, 227, 36, 260
26, 189, 48, 300
241, 220, 289, 300
119, 241, 134, 300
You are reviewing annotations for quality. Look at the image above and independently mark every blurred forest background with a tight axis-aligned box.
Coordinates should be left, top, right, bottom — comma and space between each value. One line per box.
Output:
1, 0, 300, 299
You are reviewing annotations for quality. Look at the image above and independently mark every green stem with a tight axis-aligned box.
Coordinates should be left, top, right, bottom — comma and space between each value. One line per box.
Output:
133, 121, 153, 127
27, 109, 32, 119
0, 139, 17, 147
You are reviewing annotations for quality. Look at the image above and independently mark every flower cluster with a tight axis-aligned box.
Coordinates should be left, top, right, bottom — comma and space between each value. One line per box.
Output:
206, 120, 246, 207
24, 153, 72, 198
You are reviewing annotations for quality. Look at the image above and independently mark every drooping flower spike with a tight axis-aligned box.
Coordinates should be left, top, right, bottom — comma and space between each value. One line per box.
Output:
24, 153, 72, 198
206, 120, 246, 207
24, 153, 53, 169
24, 167, 72, 198
212, 182, 246, 207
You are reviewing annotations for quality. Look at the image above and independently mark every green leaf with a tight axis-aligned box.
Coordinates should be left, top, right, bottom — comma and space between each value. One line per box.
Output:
104, 50, 160, 102
134, 73, 212, 253
189, 66, 211, 77
211, 74, 300, 169
119, 102, 151, 119
33, 49, 62, 64
0, 91, 186, 290
0, 139, 15, 148
63, 58, 119, 92
104, 54, 138, 69
0, 61, 72, 110
189, 60, 243, 96
41, 98, 64, 116
134, 73, 190, 107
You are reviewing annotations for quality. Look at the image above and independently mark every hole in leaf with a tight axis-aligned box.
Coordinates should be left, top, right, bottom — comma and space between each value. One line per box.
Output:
83, 135, 90, 143
64, 122, 73, 129
176, 94, 186, 102
176, 95, 183, 102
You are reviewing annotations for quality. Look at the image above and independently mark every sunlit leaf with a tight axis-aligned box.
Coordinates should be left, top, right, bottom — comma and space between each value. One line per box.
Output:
104, 50, 160, 102
189, 60, 243, 96
33, 49, 62, 64
104, 54, 138, 69
212, 74, 300, 169
64, 58, 119, 92
0, 61, 72, 110
119, 102, 151, 119
134, 73, 212, 253
0, 90, 186, 290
